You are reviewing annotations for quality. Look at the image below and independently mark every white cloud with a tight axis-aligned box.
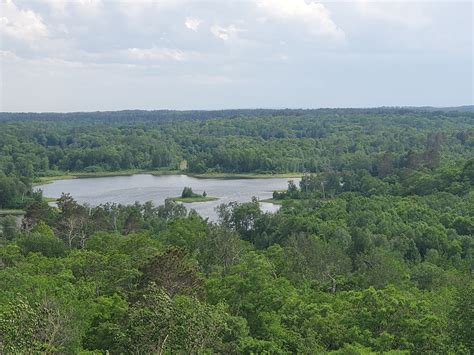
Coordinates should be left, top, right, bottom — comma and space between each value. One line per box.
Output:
210, 24, 240, 41
0, 0, 48, 42
255, 0, 345, 40
127, 46, 189, 62
184, 17, 201, 31
0, 49, 20, 61
1, 0, 471, 111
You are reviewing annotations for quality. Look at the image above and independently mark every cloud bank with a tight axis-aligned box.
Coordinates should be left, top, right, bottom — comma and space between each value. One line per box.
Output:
0, 0, 472, 111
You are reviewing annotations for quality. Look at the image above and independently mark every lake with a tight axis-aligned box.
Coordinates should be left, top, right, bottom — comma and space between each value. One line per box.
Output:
35, 174, 300, 220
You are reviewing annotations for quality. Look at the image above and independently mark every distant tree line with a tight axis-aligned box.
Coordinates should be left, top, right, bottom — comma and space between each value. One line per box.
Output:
1, 109, 473, 209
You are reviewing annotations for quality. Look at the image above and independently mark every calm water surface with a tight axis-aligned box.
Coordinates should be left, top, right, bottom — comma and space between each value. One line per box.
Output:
35, 174, 300, 220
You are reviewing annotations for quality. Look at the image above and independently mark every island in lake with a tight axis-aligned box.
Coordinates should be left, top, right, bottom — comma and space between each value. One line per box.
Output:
169, 186, 218, 203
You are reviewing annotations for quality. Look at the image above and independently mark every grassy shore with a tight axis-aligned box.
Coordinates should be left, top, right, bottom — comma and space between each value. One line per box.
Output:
169, 196, 219, 203
259, 198, 283, 205
259, 198, 300, 205
188, 172, 301, 179
34, 169, 182, 185
0, 209, 25, 216
34, 175, 77, 185
34, 170, 302, 185
43, 197, 58, 203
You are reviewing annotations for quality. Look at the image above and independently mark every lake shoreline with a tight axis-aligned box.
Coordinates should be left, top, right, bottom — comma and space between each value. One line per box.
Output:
34, 174, 298, 219
259, 198, 284, 205
34, 170, 301, 185
169, 196, 219, 203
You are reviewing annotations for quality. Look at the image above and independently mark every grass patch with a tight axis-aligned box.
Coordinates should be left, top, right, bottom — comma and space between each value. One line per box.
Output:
43, 197, 58, 203
34, 174, 77, 185
259, 198, 283, 205
259, 198, 300, 205
189, 172, 302, 179
0, 209, 25, 216
169, 196, 219, 203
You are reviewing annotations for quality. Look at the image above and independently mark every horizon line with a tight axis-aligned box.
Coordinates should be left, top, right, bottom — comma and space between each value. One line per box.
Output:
1, 104, 473, 114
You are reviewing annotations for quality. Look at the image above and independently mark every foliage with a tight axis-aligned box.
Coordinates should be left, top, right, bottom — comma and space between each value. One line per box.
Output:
0, 109, 473, 353
181, 186, 196, 198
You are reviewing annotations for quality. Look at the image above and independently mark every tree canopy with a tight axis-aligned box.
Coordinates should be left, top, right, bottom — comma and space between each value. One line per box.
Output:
0, 108, 472, 353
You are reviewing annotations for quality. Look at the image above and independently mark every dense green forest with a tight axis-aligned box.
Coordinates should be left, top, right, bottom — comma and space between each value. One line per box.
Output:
0, 108, 473, 353
1, 108, 473, 209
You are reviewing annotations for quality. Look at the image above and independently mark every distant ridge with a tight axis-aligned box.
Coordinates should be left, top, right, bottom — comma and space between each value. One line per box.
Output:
411, 105, 474, 113
0, 106, 472, 123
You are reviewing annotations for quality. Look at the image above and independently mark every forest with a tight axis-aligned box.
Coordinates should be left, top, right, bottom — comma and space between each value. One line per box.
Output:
0, 108, 473, 353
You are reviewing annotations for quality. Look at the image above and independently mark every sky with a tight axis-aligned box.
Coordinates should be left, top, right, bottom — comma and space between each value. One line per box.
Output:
0, 0, 472, 112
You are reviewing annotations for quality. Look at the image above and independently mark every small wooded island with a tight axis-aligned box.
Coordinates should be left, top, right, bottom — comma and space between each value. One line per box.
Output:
170, 187, 218, 203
